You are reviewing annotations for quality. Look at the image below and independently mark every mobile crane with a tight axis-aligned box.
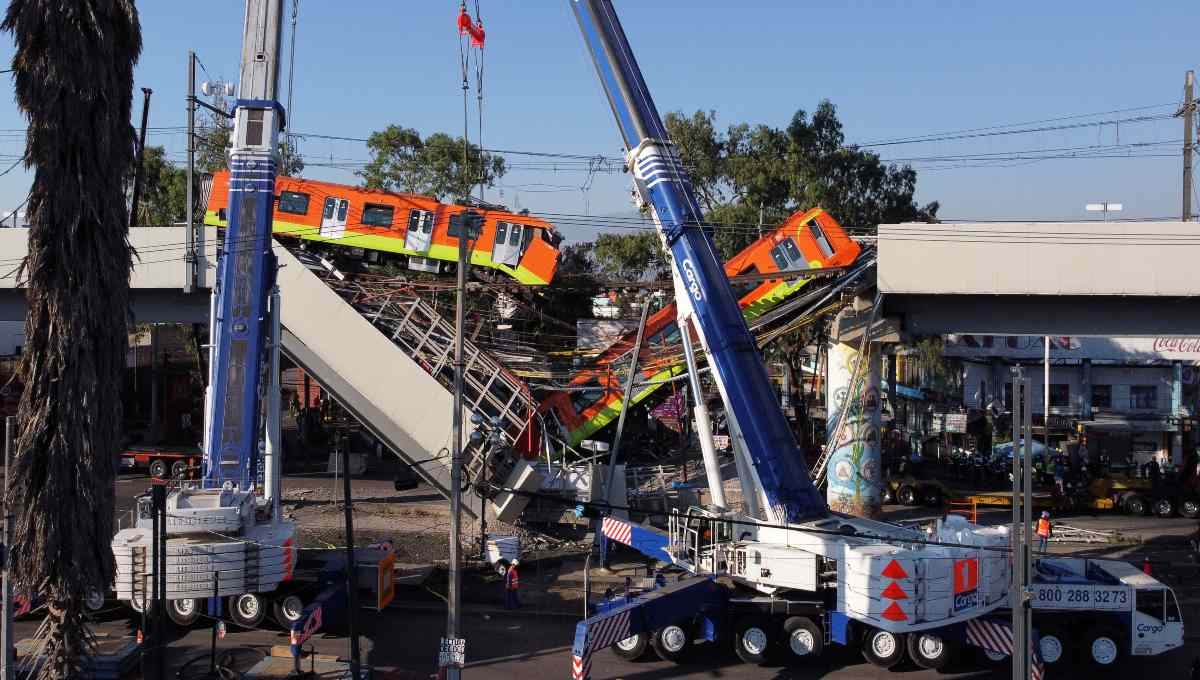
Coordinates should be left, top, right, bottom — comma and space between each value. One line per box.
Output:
110, 0, 300, 630
564, 2, 1014, 677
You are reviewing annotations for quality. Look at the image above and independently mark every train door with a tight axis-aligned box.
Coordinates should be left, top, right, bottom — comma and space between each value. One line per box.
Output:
404, 209, 434, 252
319, 196, 349, 239
493, 221, 522, 266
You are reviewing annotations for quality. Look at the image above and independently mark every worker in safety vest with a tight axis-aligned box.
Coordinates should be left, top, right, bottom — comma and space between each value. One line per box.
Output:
504, 559, 521, 610
1036, 511, 1052, 553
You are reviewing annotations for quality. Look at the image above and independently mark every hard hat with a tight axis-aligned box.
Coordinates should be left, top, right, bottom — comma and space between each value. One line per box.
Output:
511, 559, 519, 566
1041, 511, 1050, 518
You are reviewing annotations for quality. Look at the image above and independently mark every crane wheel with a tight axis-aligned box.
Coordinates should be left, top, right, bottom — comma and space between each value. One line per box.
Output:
1152, 497, 1175, 517
1080, 625, 1122, 669
861, 628, 906, 669
733, 616, 773, 665
272, 594, 305, 628
782, 616, 823, 659
149, 459, 167, 479
612, 632, 652, 661
171, 459, 189, 479
650, 623, 693, 663
1124, 494, 1148, 516
1036, 624, 1068, 666
227, 593, 267, 629
907, 631, 953, 670
897, 485, 919, 506
1181, 498, 1200, 519
166, 598, 201, 627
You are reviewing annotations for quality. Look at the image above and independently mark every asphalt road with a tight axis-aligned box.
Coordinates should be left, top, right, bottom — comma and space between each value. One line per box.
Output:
18, 472, 1196, 678
40, 605, 1191, 680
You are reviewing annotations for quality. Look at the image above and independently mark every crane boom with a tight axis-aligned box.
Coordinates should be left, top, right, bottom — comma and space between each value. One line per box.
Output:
203, 0, 285, 489
570, 0, 825, 522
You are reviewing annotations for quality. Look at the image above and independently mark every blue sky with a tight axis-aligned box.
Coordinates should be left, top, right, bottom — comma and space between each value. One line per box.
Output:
0, 1, 1196, 241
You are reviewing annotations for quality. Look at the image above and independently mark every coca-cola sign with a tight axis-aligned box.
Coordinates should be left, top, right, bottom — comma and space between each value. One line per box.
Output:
1152, 338, 1200, 353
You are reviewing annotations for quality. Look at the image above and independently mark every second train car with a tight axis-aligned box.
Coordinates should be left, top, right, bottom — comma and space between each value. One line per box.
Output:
204, 171, 562, 284
537, 207, 861, 447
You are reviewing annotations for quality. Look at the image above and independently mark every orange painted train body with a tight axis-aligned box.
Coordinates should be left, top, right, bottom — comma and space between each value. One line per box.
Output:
537, 207, 861, 447
204, 171, 561, 284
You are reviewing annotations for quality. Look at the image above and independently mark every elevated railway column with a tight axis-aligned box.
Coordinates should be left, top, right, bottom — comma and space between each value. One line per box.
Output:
825, 338, 883, 517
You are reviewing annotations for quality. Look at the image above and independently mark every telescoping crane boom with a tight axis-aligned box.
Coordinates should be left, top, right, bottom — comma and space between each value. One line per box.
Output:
573, 1, 822, 526
566, 2, 1018, 677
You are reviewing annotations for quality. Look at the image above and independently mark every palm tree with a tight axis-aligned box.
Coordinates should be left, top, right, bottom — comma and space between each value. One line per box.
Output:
3, 1, 140, 677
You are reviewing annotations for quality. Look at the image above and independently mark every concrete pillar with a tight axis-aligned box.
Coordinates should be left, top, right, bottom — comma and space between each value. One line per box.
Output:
1172, 361, 1184, 466
825, 340, 882, 518
1081, 359, 1093, 420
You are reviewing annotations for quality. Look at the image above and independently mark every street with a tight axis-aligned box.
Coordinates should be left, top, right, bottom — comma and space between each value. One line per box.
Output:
28, 604, 1190, 679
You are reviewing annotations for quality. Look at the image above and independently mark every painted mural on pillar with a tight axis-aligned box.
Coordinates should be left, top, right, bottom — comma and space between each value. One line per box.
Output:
825, 341, 882, 517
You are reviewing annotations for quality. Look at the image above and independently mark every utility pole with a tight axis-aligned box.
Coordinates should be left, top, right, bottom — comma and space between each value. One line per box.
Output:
1181, 70, 1195, 221
185, 52, 197, 293
444, 210, 471, 680
128, 87, 153, 231
340, 438, 362, 678
284, 0, 299, 169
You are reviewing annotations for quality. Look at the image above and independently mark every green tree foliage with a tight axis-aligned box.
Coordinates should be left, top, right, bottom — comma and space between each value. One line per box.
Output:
593, 230, 665, 280
664, 102, 939, 259
359, 124, 504, 201
4, 0, 140, 675
132, 145, 187, 226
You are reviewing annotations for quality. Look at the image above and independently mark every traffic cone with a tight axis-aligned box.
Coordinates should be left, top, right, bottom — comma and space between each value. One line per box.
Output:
1142, 557, 1152, 575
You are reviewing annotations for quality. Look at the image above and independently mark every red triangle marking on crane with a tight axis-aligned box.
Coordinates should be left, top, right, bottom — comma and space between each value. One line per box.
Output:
881, 560, 909, 580
882, 581, 908, 600
881, 601, 908, 622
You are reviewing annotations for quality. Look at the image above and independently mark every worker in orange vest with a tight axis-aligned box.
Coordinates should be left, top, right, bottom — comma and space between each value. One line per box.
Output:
1036, 511, 1052, 553
504, 559, 521, 610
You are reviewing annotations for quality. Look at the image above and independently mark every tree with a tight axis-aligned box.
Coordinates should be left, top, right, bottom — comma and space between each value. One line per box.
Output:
359, 124, 505, 200
593, 231, 665, 280
196, 90, 230, 174
664, 101, 939, 259
131, 145, 187, 226
4, 0, 140, 677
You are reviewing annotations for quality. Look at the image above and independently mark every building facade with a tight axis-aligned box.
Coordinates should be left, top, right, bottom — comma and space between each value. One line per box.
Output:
949, 336, 1198, 467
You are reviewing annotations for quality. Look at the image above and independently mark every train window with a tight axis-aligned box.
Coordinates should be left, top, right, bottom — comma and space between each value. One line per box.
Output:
408, 209, 433, 234
769, 246, 789, 270
540, 228, 563, 248
570, 376, 606, 414
278, 191, 310, 215
807, 219, 834, 258
336, 200, 349, 221
510, 224, 522, 246
322, 197, 336, 220
496, 222, 508, 243
521, 226, 535, 251
362, 203, 394, 228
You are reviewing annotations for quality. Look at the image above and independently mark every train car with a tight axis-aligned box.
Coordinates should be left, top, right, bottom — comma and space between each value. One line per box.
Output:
204, 171, 562, 284
537, 207, 861, 447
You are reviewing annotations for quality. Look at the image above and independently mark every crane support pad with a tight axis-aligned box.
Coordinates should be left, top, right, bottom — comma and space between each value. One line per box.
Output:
569, 576, 725, 679
601, 517, 672, 565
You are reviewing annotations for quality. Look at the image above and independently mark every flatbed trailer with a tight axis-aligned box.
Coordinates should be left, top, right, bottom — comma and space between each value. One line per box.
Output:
119, 445, 201, 480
